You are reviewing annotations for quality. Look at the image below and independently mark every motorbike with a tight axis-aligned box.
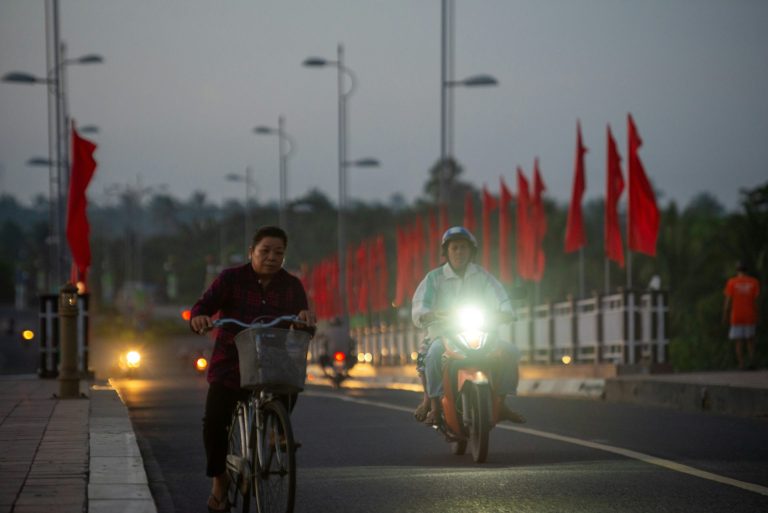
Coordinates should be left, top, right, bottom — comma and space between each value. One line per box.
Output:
430, 305, 509, 463
117, 348, 142, 378
316, 330, 356, 388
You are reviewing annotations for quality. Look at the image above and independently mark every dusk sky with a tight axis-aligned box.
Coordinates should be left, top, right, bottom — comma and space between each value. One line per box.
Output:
1, 0, 767, 212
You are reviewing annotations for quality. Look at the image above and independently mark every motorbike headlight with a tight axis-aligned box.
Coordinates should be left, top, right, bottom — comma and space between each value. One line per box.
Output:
457, 306, 485, 332
126, 350, 141, 368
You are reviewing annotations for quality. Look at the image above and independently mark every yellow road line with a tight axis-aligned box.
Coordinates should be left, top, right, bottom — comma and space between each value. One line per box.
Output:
305, 390, 768, 497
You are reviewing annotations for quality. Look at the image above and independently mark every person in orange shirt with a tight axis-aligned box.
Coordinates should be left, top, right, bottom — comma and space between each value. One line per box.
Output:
723, 262, 760, 369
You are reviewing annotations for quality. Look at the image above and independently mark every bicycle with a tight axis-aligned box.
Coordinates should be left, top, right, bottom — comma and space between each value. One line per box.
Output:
213, 315, 312, 513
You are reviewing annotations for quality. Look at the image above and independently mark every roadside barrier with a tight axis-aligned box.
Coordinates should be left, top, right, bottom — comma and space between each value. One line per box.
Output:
348, 290, 668, 368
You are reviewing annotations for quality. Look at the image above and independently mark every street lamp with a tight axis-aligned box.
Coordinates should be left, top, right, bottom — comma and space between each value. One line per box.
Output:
253, 117, 295, 230
303, 44, 379, 331
439, 0, 498, 207
78, 125, 100, 134
3, 47, 103, 291
225, 167, 254, 253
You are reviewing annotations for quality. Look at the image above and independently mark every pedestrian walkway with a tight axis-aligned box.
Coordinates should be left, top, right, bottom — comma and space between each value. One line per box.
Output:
0, 375, 155, 513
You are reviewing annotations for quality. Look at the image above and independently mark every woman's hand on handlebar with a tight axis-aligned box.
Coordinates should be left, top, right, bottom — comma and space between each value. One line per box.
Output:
295, 309, 316, 329
191, 315, 214, 335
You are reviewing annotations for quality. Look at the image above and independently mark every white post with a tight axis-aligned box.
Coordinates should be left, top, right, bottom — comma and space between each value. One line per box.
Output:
656, 292, 666, 364
627, 291, 636, 365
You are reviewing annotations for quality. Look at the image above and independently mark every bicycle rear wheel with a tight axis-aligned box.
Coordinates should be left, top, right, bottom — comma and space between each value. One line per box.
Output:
254, 400, 296, 513
227, 401, 252, 512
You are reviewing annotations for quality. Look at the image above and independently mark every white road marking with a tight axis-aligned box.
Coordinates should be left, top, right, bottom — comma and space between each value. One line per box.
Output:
305, 390, 768, 497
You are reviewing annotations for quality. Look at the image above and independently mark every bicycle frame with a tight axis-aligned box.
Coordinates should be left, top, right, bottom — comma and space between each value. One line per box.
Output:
219, 315, 306, 513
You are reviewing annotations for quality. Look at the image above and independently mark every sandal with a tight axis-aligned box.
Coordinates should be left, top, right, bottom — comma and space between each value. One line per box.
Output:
423, 409, 442, 426
413, 401, 431, 422
207, 493, 230, 513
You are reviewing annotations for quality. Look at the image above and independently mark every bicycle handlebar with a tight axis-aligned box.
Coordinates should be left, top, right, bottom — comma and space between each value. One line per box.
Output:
212, 315, 308, 330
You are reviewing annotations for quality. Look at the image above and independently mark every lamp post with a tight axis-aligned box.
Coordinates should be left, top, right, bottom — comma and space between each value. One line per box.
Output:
254, 116, 295, 230
3, 47, 103, 291
303, 45, 379, 331
439, 0, 498, 207
225, 167, 254, 253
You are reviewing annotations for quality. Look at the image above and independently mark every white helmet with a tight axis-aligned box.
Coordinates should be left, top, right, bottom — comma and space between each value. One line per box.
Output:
441, 226, 478, 255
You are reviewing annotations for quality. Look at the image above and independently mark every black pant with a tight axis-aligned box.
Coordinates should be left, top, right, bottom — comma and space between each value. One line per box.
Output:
202, 382, 298, 477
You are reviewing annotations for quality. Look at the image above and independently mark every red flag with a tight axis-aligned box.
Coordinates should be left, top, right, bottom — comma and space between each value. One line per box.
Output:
365, 238, 378, 313
481, 185, 498, 270
411, 216, 425, 296
67, 124, 97, 282
311, 261, 330, 320
463, 191, 476, 234
627, 114, 659, 256
605, 125, 625, 267
532, 158, 547, 282
499, 177, 513, 284
321, 260, 333, 320
516, 168, 532, 280
393, 225, 409, 307
374, 235, 389, 311
346, 245, 356, 315
428, 210, 440, 268
356, 242, 370, 315
565, 120, 587, 253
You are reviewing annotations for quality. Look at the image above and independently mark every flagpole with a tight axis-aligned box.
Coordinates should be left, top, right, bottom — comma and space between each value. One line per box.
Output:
604, 257, 610, 295
579, 248, 585, 299
626, 178, 633, 290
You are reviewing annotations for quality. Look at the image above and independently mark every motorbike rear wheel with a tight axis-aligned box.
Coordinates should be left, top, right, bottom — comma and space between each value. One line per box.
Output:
467, 382, 492, 463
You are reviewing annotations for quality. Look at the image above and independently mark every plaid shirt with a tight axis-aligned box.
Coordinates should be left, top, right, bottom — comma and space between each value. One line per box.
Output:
190, 264, 309, 389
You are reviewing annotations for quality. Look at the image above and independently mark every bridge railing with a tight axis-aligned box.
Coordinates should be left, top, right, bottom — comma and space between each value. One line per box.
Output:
349, 290, 669, 367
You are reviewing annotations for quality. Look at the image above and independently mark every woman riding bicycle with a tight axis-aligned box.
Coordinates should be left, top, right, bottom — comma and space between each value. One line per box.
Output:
190, 226, 315, 513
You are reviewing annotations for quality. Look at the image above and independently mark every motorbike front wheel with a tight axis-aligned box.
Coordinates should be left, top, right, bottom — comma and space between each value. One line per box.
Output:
466, 382, 492, 463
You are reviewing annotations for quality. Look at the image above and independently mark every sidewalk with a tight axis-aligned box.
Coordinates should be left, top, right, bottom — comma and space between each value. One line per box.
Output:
0, 375, 155, 513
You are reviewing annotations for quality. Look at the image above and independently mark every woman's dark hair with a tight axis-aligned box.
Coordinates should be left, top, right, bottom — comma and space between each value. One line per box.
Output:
251, 226, 288, 248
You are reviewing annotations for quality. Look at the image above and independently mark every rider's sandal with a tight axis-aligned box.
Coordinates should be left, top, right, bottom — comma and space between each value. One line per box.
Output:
207, 493, 230, 513
423, 409, 442, 426
413, 402, 431, 422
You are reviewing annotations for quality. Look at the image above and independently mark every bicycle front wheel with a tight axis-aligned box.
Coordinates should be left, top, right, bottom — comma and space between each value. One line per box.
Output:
254, 400, 296, 513
227, 401, 252, 513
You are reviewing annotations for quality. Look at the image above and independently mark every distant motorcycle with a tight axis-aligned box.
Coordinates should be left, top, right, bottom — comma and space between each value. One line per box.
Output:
117, 348, 142, 378
317, 331, 356, 388
428, 305, 510, 463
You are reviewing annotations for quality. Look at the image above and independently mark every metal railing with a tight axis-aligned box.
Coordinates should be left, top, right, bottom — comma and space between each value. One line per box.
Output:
348, 291, 669, 367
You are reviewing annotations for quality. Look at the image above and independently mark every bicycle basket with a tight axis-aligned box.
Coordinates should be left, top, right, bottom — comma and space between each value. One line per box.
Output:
234, 327, 311, 392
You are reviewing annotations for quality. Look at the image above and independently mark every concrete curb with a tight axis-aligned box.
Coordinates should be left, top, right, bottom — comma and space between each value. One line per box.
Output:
518, 378, 605, 398
604, 374, 768, 418
88, 383, 158, 513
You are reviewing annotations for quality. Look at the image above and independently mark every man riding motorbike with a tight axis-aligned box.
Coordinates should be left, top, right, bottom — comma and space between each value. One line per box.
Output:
411, 226, 526, 426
